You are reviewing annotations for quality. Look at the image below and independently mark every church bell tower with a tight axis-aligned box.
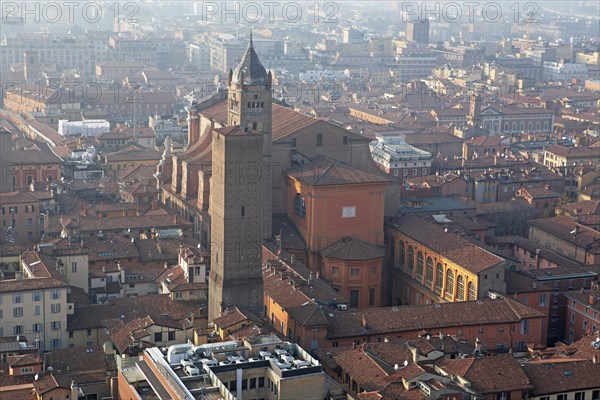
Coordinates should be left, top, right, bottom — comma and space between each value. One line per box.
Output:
226, 32, 273, 240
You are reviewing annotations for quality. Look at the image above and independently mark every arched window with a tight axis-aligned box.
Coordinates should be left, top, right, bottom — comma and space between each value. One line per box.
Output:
416, 251, 424, 281
435, 263, 443, 295
398, 241, 405, 267
445, 270, 454, 299
425, 257, 434, 287
389, 239, 395, 265
294, 194, 306, 218
468, 282, 476, 301
456, 275, 465, 301
407, 246, 414, 273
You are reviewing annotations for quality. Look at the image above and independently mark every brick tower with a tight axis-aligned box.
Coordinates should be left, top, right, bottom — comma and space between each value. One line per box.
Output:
208, 34, 270, 321
226, 32, 273, 240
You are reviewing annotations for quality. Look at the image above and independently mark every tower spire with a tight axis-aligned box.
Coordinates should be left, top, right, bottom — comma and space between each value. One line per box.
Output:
249, 29, 253, 47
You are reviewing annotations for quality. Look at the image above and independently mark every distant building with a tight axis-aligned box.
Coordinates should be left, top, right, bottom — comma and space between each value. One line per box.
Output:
370, 135, 433, 179
544, 145, 600, 169
58, 119, 110, 137
543, 61, 588, 82
342, 27, 365, 44
0, 276, 71, 350
528, 216, 600, 267
406, 18, 430, 44
565, 288, 600, 343
385, 214, 507, 306
116, 337, 325, 400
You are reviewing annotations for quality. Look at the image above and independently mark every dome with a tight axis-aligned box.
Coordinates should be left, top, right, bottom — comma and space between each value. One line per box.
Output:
230, 33, 269, 85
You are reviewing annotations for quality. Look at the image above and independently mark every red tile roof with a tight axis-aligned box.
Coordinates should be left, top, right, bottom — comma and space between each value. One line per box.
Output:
326, 297, 545, 339
439, 354, 532, 394
287, 155, 389, 186
388, 215, 505, 273
523, 359, 600, 395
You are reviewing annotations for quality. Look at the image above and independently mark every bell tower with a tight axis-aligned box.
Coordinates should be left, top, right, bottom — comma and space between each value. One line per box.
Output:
226, 32, 273, 240
208, 33, 271, 322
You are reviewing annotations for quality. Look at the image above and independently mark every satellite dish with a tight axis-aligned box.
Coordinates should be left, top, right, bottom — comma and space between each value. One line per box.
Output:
394, 364, 399, 370
34, 374, 39, 380
404, 360, 409, 367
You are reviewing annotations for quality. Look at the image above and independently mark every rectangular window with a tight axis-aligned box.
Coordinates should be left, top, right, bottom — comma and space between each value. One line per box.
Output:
350, 290, 359, 308
175, 291, 183, 299
27, 218, 32, 226
316, 133, 322, 147
343, 136, 348, 145
249, 378, 256, 389
51, 321, 61, 331
575, 393, 585, 400
13, 307, 23, 317
332, 266, 340, 276
51, 304, 61, 313
33, 323, 42, 332
168, 331, 175, 341
51, 339, 61, 348
350, 268, 359, 278
291, 138, 296, 148
71, 262, 77, 272
13, 294, 22, 304
539, 294, 547, 307
369, 288, 375, 306
520, 319, 530, 334
258, 377, 265, 388
35, 305, 41, 316
51, 290, 60, 300
154, 332, 163, 342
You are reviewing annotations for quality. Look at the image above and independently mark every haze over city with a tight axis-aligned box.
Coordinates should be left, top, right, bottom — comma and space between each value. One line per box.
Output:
0, 1, 599, 399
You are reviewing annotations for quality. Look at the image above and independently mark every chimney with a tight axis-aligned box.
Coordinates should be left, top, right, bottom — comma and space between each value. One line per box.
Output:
361, 315, 368, 328
589, 294, 596, 306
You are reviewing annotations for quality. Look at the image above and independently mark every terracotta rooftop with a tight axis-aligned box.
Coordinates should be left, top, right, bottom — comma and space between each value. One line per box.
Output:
504, 270, 552, 294
321, 237, 385, 261
544, 145, 600, 159
388, 215, 505, 273
33, 373, 72, 394
287, 154, 389, 186
438, 354, 532, 394
213, 305, 262, 330
0, 277, 68, 294
68, 294, 201, 331
200, 100, 369, 142
262, 252, 345, 327
523, 359, 600, 395
326, 297, 545, 339
528, 216, 600, 251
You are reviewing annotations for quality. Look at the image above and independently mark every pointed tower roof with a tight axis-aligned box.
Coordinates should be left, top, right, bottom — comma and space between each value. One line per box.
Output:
231, 32, 268, 85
